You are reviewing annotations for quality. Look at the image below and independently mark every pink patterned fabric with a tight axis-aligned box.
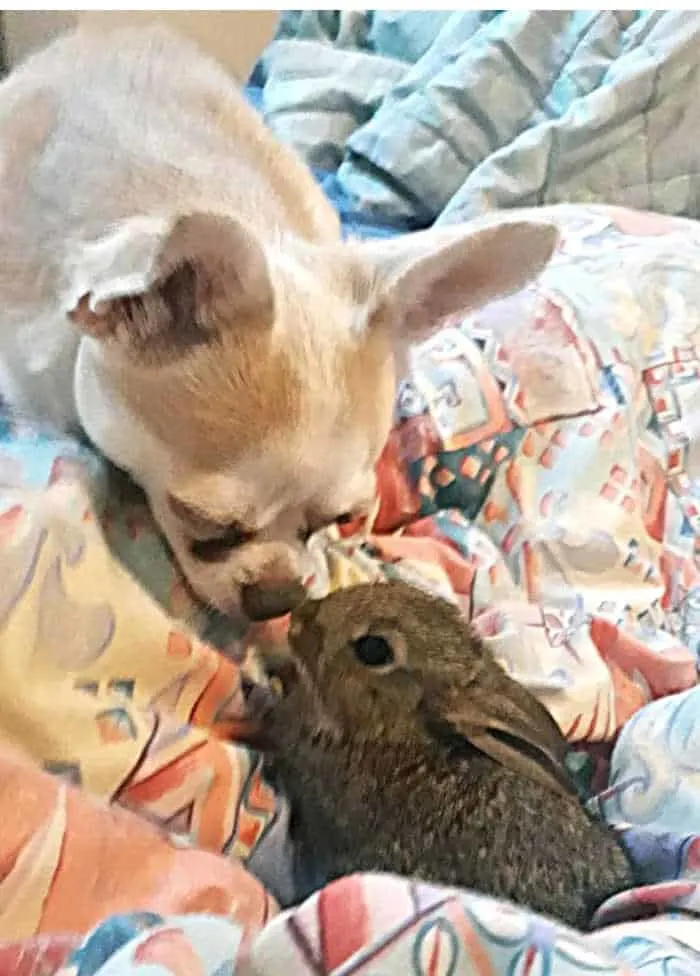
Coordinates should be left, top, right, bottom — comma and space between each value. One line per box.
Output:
293, 204, 700, 749
0, 204, 699, 974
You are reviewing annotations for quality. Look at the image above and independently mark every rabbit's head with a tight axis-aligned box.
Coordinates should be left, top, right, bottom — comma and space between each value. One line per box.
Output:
281, 580, 576, 798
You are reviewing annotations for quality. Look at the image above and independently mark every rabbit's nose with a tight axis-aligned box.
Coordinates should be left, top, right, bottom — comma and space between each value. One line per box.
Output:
290, 595, 321, 628
241, 580, 307, 622
288, 599, 322, 646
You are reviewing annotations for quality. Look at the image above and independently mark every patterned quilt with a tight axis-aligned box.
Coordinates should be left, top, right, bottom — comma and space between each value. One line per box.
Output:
255, 11, 700, 227
0, 203, 699, 974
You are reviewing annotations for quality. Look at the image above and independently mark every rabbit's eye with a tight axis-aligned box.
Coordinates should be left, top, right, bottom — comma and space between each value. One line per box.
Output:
352, 634, 394, 668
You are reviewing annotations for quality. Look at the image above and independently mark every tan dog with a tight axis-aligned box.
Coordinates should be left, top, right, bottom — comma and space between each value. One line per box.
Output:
0, 26, 557, 620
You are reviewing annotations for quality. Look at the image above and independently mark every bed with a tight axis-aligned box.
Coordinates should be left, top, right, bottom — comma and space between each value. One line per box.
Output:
1, 12, 700, 975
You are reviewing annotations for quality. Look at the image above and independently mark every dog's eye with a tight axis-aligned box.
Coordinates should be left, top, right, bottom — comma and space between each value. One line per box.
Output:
190, 523, 254, 562
352, 634, 395, 669
335, 512, 354, 525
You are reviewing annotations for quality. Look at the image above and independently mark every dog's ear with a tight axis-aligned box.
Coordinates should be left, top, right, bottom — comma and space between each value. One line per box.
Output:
358, 219, 558, 347
66, 212, 274, 363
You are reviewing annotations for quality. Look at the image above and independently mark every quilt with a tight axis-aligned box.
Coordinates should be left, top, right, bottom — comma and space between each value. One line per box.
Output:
254, 11, 700, 227
0, 204, 698, 973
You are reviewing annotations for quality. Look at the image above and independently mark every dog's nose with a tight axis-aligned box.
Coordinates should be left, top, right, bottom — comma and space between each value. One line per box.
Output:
241, 580, 307, 622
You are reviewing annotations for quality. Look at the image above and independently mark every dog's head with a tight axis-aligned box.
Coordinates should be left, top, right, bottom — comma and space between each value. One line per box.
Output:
67, 211, 556, 621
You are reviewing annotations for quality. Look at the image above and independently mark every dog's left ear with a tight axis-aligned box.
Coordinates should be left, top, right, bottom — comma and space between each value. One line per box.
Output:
66, 212, 274, 363
357, 219, 558, 346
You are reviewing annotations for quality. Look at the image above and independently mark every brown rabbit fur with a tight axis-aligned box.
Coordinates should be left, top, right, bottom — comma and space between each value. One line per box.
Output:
255, 580, 634, 930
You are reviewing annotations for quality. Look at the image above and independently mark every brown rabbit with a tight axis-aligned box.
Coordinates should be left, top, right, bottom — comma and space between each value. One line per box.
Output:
252, 579, 634, 930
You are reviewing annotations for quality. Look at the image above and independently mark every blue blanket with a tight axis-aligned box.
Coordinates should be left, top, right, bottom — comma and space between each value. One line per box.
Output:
252, 11, 700, 228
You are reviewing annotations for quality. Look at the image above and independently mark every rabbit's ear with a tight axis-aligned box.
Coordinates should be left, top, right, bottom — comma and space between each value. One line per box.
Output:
422, 671, 577, 800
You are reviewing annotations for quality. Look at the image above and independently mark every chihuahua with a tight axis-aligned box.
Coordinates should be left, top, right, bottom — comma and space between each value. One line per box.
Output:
0, 26, 557, 621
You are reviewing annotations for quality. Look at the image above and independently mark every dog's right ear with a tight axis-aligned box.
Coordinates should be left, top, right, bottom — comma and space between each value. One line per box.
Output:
354, 219, 558, 358
65, 212, 274, 364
